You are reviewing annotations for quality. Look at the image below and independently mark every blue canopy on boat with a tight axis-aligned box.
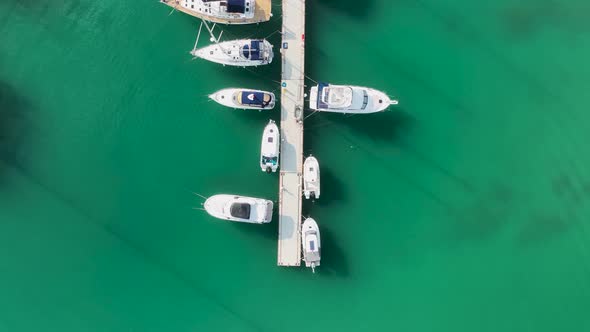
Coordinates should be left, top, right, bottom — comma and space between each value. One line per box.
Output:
241, 91, 266, 106
227, 0, 246, 13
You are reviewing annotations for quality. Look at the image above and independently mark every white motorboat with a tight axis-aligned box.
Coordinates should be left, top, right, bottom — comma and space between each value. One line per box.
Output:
160, 0, 272, 25
209, 88, 275, 110
309, 83, 398, 114
191, 39, 274, 67
260, 120, 280, 173
204, 194, 273, 224
302, 217, 321, 273
303, 155, 320, 199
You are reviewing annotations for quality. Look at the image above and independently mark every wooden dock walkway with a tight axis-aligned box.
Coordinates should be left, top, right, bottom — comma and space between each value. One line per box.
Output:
277, 0, 306, 266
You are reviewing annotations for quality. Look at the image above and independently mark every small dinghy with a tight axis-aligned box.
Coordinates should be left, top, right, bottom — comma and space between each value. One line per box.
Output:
309, 83, 398, 114
191, 39, 274, 67
302, 217, 321, 273
260, 120, 280, 173
204, 194, 273, 224
303, 155, 320, 199
209, 88, 275, 110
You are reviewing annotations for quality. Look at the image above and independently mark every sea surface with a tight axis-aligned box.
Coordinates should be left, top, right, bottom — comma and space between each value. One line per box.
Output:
1, 1, 590, 331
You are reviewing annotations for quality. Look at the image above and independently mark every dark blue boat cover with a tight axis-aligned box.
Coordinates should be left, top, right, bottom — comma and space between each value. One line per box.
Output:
227, 0, 246, 13
250, 40, 261, 60
241, 91, 265, 106
242, 40, 263, 60
317, 82, 330, 109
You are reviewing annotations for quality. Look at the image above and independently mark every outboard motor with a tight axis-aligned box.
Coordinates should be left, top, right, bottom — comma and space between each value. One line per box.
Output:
266, 167, 272, 173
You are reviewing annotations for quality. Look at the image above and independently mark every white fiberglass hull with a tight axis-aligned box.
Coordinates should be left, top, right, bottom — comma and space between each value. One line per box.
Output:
191, 39, 273, 67
260, 120, 280, 172
302, 217, 321, 272
160, 0, 257, 24
204, 194, 273, 224
209, 88, 275, 110
309, 84, 398, 114
303, 156, 320, 199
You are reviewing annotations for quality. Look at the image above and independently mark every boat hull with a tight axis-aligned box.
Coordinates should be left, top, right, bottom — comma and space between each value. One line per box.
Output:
260, 120, 280, 172
204, 194, 273, 224
309, 84, 398, 114
302, 218, 321, 271
303, 156, 320, 199
209, 88, 275, 110
191, 39, 274, 67
160, 0, 272, 25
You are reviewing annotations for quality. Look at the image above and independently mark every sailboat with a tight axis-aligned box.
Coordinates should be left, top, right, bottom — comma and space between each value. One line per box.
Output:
260, 120, 280, 173
160, 0, 273, 25
209, 88, 275, 110
309, 83, 398, 114
190, 21, 274, 67
302, 217, 321, 273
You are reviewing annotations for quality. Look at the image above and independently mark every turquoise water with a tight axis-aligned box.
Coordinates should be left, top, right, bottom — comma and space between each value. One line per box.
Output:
1, 0, 590, 331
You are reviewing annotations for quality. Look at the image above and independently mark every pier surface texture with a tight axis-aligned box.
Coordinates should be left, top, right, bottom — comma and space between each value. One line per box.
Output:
161, 0, 272, 25
277, 0, 305, 266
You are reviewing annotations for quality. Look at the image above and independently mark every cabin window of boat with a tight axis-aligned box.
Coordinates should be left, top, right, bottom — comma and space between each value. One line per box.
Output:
361, 91, 369, 110
309, 240, 315, 251
230, 203, 251, 219
267, 137, 273, 143
321, 88, 330, 102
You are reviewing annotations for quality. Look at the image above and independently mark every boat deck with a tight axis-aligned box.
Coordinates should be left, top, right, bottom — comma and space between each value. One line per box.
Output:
277, 0, 306, 267
160, 0, 272, 25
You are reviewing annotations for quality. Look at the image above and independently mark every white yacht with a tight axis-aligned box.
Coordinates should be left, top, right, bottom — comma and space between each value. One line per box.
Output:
160, 0, 272, 25
303, 155, 320, 199
209, 88, 275, 110
191, 39, 274, 67
260, 120, 280, 173
309, 83, 398, 114
302, 217, 321, 273
204, 194, 273, 224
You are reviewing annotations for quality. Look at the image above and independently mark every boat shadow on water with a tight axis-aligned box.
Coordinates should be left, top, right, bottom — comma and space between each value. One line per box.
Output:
311, 166, 347, 206
0, 79, 33, 184
315, 227, 350, 278
312, 0, 377, 19
230, 221, 277, 243
307, 108, 415, 144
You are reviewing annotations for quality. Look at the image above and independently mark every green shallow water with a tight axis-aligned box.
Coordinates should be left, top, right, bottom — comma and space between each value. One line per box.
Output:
1, 0, 590, 331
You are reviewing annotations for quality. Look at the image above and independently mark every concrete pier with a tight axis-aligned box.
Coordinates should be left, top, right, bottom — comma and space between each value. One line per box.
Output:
277, 0, 306, 266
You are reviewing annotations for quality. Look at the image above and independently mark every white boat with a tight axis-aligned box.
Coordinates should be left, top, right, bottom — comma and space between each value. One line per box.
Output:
303, 155, 320, 199
209, 88, 275, 110
260, 120, 280, 173
302, 217, 321, 273
191, 39, 274, 67
204, 194, 273, 224
309, 83, 398, 114
160, 0, 272, 25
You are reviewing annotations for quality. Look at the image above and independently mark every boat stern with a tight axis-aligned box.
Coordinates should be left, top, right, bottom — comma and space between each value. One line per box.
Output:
264, 200, 274, 223
262, 40, 274, 64
308, 86, 319, 110
252, 199, 273, 223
